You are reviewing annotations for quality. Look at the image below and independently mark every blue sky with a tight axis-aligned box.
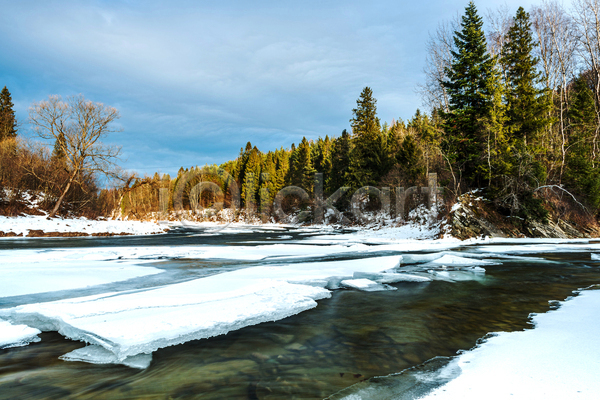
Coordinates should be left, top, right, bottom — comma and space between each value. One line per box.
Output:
1, 0, 543, 177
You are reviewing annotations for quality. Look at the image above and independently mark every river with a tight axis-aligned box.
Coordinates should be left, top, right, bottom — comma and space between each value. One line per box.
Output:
1, 227, 599, 399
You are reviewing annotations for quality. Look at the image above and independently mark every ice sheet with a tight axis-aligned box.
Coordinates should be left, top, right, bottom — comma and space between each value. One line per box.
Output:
0, 260, 164, 298
418, 289, 600, 399
0, 319, 41, 349
1, 279, 331, 364
0, 256, 403, 366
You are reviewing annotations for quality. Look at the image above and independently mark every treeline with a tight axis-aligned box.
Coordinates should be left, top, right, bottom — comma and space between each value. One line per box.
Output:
117, 91, 442, 221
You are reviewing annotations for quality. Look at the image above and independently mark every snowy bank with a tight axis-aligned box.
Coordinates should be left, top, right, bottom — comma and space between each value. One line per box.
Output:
417, 288, 600, 400
0, 214, 168, 237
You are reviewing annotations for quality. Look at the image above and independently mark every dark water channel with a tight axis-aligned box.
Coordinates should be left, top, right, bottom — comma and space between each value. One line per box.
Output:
1, 229, 600, 399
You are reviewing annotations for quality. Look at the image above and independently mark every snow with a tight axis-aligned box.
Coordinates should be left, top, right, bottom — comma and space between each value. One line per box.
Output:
0, 214, 167, 236
426, 254, 497, 267
418, 289, 600, 400
0, 250, 165, 298
340, 278, 396, 291
353, 271, 432, 283
0, 319, 41, 349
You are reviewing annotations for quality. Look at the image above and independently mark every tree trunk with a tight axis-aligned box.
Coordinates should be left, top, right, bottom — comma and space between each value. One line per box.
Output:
48, 171, 77, 218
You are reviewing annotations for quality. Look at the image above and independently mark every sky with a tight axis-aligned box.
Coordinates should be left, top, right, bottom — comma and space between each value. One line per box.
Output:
1, 0, 547, 178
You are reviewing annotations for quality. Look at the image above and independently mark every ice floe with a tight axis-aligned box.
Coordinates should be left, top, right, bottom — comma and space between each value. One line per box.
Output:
0, 255, 408, 367
0, 319, 41, 349
0, 259, 164, 298
340, 278, 396, 291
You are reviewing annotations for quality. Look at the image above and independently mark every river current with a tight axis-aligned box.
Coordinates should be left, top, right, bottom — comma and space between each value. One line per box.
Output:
1, 227, 599, 399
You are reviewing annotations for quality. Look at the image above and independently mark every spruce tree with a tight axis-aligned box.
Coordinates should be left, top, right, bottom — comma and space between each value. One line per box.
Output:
442, 2, 498, 188
327, 129, 352, 193
500, 7, 550, 147
297, 137, 316, 194
52, 131, 67, 161
565, 76, 600, 210
241, 146, 261, 210
0, 86, 17, 140
347, 87, 389, 187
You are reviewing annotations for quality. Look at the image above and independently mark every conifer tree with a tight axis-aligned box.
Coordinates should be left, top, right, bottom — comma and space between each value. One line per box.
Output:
0, 86, 17, 140
442, 2, 498, 188
347, 87, 389, 187
500, 7, 550, 148
297, 137, 316, 194
52, 131, 67, 161
274, 148, 289, 193
565, 76, 600, 210
328, 129, 352, 193
241, 146, 261, 210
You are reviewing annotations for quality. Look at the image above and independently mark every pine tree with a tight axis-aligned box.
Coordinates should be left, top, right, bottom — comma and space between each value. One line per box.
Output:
52, 131, 67, 161
241, 146, 261, 210
500, 7, 550, 148
0, 86, 17, 140
347, 87, 390, 187
296, 137, 316, 194
442, 2, 498, 188
328, 129, 352, 193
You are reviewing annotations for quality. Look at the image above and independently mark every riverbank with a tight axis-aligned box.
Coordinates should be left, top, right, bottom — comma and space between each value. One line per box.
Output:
0, 214, 168, 237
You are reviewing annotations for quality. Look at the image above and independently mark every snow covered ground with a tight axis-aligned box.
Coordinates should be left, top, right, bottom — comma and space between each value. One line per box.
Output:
0, 214, 167, 236
417, 288, 600, 400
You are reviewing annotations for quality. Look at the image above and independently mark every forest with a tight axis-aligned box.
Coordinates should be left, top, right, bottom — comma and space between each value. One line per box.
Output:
1, 1, 600, 227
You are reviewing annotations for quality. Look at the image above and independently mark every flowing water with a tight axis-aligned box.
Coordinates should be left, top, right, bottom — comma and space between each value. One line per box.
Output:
1, 229, 600, 399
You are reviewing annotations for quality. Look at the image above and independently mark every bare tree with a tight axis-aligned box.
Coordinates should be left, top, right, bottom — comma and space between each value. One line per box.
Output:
572, 0, 600, 161
486, 3, 513, 59
29, 95, 122, 217
532, 1, 578, 181
416, 17, 458, 113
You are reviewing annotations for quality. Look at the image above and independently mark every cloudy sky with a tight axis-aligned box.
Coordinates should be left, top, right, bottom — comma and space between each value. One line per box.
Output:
1, 0, 543, 177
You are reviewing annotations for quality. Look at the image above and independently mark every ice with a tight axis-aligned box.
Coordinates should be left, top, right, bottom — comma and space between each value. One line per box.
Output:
592, 253, 600, 261
0, 250, 163, 298
0, 255, 404, 366
1, 279, 331, 363
418, 289, 600, 399
352, 271, 431, 283
60, 345, 152, 369
0, 319, 41, 349
340, 278, 396, 291
427, 254, 496, 266
0, 243, 373, 266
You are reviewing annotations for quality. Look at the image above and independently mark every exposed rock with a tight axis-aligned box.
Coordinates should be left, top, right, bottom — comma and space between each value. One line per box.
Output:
448, 192, 600, 240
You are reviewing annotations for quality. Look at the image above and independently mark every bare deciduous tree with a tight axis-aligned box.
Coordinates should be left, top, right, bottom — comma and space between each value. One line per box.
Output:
486, 4, 513, 59
29, 95, 122, 217
532, 1, 577, 181
416, 17, 458, 113
572, 0, 600, 160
